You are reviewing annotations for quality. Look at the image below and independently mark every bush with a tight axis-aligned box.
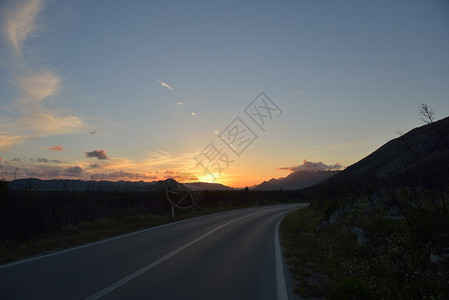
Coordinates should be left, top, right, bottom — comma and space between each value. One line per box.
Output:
0, 179, 8, 203
328, 277, 370, 300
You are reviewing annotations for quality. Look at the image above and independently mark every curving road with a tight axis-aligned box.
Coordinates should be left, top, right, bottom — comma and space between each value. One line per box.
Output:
0, 204, 306, 300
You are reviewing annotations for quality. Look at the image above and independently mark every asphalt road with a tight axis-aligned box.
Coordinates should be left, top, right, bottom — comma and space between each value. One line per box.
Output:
0, 204, 306, 300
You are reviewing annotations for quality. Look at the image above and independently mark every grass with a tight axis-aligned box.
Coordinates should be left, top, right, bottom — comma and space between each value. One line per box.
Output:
280, 207, 333, 297
0, 204, 253, 264
280, 201, 449, 299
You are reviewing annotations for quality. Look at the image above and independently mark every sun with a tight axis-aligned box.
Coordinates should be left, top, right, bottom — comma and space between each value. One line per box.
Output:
196, 174, 216, 183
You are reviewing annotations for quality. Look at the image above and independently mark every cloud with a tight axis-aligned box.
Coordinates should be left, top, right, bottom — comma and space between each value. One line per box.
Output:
35, 158, 62, 164
309, 140, 369, 155
165, 170, 179, 175
157, 80, 173, 90
0, 71, 83, 150
18, 71, 60, 102
279, 159, 343, 172
85, 149, 109, 160
47, 145, 63, 151
63, 165, 83, 176
90, 170, 157, 181
179, 173, 198, 181
1, 0, 44, 55
0, 1, 84, 150
89, 129, 96, 135
141, 150, 196, 169
165, 172, 198, 182
88, 163, 100, 168
177, 102, 184, 106
19, 111, 83, 136
23, 166, 62, 178
0, 134, 28, 150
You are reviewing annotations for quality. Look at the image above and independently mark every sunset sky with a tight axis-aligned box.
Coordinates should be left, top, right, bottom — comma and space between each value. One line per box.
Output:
1, 0, 448, 187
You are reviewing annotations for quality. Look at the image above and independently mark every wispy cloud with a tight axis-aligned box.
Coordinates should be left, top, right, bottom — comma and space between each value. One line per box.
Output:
177, 101, 184, 106
307, 141, 370, 156
142, 150, 195, 168
85, 150, 109, 160
90, 170, 158, 181
19, 110, 82, 137
18, 70, 60, 102
47, 145, 63, 151
1, 0, 44, 55
0, 134, 28, 149
35, 158, 63, 164
279, 159, 343, 172
0, 0, 84, 150
157, 79, 174, 90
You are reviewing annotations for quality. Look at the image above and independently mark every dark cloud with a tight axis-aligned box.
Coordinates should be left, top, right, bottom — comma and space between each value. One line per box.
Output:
24, 167, 63, 179
85, 150, 108, 160
47, 145, 63, 151
64, 166, 83, 176
36, 158, 63, 164
279, 159, 343, 172
89, 163, 101, 168
91, 170, 157, 181
164, 173, 199, 181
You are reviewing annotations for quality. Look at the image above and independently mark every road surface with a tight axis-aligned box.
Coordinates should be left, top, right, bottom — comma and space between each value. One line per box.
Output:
0, 204, 306, 299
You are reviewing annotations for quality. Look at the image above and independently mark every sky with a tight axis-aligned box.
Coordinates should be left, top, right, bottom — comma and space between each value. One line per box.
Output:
0, 0, 448, 188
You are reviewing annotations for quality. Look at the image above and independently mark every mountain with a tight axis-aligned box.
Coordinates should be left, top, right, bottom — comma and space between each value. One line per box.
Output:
186, 182, 234, 190
8, 178, 233, 191
254, 170, 339, 190
8, 178, 157, 191
318, 116, 449, 189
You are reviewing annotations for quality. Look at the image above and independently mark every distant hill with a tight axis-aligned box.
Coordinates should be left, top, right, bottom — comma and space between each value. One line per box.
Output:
186, 182, 234, 190
8, 178, 233, 191
8, 178, 159, 191
254, 170, 339, 190
317, 116, 449, 189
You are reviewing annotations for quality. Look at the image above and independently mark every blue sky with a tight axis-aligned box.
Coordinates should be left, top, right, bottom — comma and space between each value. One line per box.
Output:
1, 0, 448, 187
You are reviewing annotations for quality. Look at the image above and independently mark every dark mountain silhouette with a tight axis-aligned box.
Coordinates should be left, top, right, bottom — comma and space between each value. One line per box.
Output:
254, 170, 339, 190
317, 116, 449, 190
8, 178, 233, 191
8, 178, 159, 191
186, 182, 233, 190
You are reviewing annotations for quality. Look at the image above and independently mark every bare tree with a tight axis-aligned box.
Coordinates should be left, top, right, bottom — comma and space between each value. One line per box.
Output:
420, 103, 449, 151
419, 103, 435, 124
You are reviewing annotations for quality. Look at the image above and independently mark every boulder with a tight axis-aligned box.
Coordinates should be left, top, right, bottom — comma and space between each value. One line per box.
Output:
351, 227, 369, 245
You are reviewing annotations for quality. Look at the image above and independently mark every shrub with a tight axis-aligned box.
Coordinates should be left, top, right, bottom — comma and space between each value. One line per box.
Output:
328, 277, 370, 300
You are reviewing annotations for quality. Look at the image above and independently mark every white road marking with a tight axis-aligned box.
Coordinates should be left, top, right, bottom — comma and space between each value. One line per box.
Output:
275, 216, 289, 300
85, 211, 262, 300
0, 208, 258, 270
